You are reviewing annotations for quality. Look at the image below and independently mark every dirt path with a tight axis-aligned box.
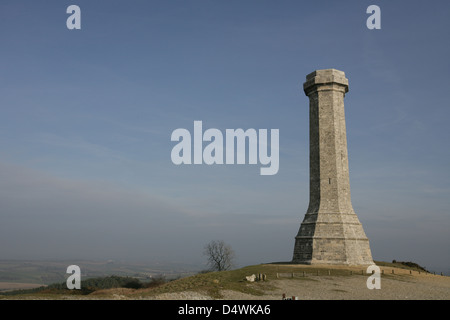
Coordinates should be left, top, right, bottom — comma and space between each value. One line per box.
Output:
221, 274, 450, 300
149, 273, 450, 300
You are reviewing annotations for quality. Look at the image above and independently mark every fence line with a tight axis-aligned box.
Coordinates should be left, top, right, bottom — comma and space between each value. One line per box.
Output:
275, 269, 445, 278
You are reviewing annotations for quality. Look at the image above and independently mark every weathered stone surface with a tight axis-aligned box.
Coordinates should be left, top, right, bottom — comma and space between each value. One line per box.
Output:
292, 69, 374, 266
245, 274, 256, 282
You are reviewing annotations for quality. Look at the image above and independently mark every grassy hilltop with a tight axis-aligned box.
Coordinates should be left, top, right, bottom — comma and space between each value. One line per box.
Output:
1, 261, 448, 300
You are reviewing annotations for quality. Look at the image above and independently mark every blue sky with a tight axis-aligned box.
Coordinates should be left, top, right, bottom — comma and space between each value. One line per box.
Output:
0, 1, 449, 273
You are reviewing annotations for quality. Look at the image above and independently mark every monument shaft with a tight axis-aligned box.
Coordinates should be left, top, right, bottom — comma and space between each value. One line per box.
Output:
292, 69, 374, 265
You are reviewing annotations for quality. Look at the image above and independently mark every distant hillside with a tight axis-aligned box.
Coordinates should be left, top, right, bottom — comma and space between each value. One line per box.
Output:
0, 260, 200, 286
0, 275, 167, 296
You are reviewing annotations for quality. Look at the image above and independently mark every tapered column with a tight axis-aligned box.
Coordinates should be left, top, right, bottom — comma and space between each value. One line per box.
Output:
292, 69, 374, 265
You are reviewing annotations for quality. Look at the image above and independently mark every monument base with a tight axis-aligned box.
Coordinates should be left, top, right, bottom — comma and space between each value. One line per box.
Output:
292, 237, 374, 266
292, 212, 374, 266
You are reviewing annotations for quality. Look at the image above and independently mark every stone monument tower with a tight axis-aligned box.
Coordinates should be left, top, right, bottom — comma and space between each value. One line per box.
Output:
292, 69, 374, 265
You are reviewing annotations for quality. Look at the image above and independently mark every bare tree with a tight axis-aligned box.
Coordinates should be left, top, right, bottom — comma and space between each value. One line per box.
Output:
203, 240, 235, 271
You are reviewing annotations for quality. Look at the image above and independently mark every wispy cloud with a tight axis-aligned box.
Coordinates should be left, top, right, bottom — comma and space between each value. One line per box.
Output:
33, 133, 124, 160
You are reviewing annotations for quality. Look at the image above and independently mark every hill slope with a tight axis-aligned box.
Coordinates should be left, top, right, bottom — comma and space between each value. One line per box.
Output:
2, 262, 449, 300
